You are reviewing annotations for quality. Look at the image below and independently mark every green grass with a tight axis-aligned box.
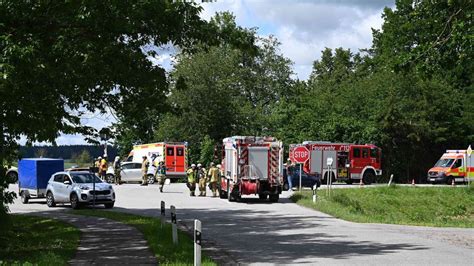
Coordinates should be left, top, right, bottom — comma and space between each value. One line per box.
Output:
73, 209, 216, 265
291, 185, 474, 228
0, 214, 80, 265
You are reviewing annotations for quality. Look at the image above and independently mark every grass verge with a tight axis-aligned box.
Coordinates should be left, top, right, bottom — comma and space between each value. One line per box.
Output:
291, 185, 474, 228
0, 214, 80, 265
73, 209, 216, 265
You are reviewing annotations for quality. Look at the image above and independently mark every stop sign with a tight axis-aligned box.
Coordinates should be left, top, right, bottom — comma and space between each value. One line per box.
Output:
292, 146, 310, 163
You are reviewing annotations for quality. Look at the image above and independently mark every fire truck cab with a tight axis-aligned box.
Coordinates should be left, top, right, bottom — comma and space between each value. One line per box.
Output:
220, 136, 283, 202
428, 150, 474, 184
290, 141, 382, 185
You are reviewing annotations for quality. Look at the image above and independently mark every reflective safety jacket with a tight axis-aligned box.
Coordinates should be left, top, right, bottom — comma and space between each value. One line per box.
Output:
208, 167, 219, 183
187, 168, 197, 183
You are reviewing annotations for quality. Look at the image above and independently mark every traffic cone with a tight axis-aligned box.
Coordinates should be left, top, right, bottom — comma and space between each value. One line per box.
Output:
411, 179, 415, 186
451, 179, 455, 187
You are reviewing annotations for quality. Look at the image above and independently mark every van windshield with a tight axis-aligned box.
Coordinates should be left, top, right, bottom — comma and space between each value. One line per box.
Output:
71, 173, 103, 183
434, 158, 455, 167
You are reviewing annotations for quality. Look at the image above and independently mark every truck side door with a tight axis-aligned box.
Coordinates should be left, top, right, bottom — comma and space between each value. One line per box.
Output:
166, 146, 176, 173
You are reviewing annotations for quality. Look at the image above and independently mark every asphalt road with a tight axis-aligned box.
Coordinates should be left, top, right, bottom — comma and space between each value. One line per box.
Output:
9, 183, 474, 265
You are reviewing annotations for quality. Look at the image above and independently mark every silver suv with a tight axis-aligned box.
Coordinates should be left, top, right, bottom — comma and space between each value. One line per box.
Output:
46, 171, 115, 209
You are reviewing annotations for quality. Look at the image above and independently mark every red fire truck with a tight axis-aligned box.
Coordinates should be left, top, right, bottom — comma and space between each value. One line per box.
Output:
219, 136, 284, 202
289, 141, 382, 184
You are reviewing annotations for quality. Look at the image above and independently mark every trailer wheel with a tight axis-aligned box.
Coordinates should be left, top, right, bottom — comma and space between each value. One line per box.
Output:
259, 194, 268, 200
269, 194, 279, 203
20, 191, 29, 204
70, 193, 81, 209
46, 191, 56, 207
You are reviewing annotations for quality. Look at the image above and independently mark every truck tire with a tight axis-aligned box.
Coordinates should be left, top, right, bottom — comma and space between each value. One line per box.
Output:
446, 176, 454, 185
70, 193, 81, 209
20, 191, 29, 204
269, 194, 279, 203
259, 194, 268, 200
363, 171, 375, 185
46, 191, 56, 207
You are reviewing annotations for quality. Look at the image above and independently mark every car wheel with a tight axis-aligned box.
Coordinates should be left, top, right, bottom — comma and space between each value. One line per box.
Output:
104, 202, 114, 209
147, 174, 155, 184
106, 174, 115, 184
70, 193, 81, 209
20, 191, 29, 204
6, 171, 18, 183
269, 194, 279, 203
363, 172, 375, 185
46, 191, 56, 207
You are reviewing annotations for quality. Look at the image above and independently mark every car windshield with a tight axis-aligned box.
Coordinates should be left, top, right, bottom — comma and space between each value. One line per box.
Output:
434, 158, 455, 167
71, 173, 102, 183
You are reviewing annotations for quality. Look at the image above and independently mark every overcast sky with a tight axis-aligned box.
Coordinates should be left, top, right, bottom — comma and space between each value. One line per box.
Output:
40, 0, 395, 146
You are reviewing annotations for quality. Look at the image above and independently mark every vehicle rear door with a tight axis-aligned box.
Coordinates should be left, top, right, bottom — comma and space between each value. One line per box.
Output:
174, 146, 186, 173
166, 146, 176, 173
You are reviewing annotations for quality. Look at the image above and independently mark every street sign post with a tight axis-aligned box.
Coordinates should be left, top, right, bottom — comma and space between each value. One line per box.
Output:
291, 146, 310, 192
194, 219, 202, 266
171, 205, 178, 244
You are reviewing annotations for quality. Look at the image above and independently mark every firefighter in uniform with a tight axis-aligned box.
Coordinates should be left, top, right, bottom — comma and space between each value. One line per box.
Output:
187, 164, 197, 196
113, 156, 122, 185
198, 163, 207, 196
141, 155, 149, 186
207, 162, 219, 197
155, 161, 166, 192
99, 155, 108, 180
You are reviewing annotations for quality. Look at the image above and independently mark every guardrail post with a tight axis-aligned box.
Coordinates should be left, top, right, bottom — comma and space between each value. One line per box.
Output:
160, 201, 165, 228
194, 219, 201, 266
312, 185, 317, 203
171, 205, 178, 244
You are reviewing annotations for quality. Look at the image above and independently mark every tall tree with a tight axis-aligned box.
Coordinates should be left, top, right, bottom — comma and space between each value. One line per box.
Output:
0, 0, 209, 215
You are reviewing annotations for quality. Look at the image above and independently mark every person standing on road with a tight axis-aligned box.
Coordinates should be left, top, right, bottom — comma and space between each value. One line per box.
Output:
207, 162, 219, 197
99, 156, 108, 181
141, 155, 149, 186
286, 159, 293, 191
187, 164, 197, 196
113, 156, 122, 185
197, 163, 207, 196
94, 157, 102, 174
155, 161, 166, 192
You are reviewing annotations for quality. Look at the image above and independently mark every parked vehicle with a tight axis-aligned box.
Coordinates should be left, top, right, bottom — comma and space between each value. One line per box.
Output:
125, 142, 187, 179
289, 141, 382, 185
428, 149, 474, 184
219, 136, 283, 202
283, 165, 321, 190
46, 171, 115, 209
105, 161, 155, 184
18, 158, 64, 204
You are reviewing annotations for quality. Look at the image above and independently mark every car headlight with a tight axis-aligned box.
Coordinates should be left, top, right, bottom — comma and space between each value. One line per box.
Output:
79, 185, 90, 190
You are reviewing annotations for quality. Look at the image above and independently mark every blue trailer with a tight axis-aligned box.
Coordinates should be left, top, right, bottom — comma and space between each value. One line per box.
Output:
18, 158, 64, 204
